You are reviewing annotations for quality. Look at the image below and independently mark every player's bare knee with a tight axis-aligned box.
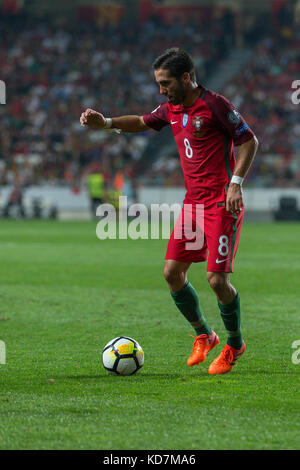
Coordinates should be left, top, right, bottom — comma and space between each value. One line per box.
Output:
163, 266, 186, 290
163, 265, 178, 284
207, 272, 227, 293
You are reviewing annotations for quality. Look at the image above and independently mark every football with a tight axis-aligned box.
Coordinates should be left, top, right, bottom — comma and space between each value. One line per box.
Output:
102, 336, 144, 375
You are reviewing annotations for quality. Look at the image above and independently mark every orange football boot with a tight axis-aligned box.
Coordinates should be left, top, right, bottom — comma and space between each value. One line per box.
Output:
187, 329, 219, 367
208, 341, 246, 375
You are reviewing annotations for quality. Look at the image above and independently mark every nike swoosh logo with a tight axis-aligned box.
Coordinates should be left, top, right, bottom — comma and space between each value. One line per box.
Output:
171, 120, 178, 124
216, 258, 230, 264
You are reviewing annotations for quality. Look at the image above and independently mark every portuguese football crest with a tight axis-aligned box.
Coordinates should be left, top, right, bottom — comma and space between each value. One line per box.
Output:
192, 115, 206, 137
182, 113, 189, 128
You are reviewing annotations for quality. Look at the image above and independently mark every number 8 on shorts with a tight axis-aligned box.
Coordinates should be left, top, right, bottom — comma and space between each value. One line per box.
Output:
218, 235, 229, 257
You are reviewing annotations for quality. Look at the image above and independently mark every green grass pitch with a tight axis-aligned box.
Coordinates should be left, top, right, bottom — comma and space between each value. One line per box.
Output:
0, 219, 299, 450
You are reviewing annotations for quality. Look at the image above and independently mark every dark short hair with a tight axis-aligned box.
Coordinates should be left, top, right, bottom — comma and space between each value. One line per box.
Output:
152, 47, 196, 82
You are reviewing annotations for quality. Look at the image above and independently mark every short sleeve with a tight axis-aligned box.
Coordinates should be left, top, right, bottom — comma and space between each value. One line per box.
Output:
143, 102, 169, 131
209, 93, 254, 146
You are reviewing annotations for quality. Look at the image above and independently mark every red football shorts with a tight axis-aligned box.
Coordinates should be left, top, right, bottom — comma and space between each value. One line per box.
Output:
165, 203, 244, 272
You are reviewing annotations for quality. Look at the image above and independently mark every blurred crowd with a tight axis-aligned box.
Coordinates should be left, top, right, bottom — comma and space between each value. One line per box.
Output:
0, 9, 299, 195
0, 10, 234, 196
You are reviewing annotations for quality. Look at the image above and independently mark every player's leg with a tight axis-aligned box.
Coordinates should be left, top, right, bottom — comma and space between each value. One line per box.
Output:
205, 207, 246, 374
164, 259, 219, 366
206, 272, 246, 374
164, 203, 219, 366
164, 259, 211, 336
207, 272, 242, 349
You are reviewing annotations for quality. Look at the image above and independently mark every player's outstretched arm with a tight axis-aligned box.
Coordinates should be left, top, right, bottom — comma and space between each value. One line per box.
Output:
80, 108, 149, 133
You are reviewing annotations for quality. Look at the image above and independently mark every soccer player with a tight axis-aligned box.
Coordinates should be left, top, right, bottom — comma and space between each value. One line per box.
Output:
80, 48, 258, 375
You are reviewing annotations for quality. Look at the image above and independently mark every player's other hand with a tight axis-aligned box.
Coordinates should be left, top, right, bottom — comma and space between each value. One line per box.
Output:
226, 183, 244, 214
80, 109, 106, 129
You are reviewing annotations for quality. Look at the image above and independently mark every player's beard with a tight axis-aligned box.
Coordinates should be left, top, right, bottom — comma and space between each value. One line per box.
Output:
168, 80, 187, 105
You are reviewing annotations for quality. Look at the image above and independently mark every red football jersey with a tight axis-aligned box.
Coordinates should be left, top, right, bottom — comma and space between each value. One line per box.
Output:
143, 86, 254, 208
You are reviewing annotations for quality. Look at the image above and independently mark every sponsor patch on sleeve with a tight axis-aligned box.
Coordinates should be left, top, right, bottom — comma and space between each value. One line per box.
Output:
227, 109, 241, 126
235, 122, 249, 136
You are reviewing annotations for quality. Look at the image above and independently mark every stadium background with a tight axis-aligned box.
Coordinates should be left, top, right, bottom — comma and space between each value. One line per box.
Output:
0, 0, 300, 220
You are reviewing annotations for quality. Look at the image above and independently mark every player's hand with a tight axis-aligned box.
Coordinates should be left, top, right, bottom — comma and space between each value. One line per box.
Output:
80, 109, 106, 129
226, 183, 244, 214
